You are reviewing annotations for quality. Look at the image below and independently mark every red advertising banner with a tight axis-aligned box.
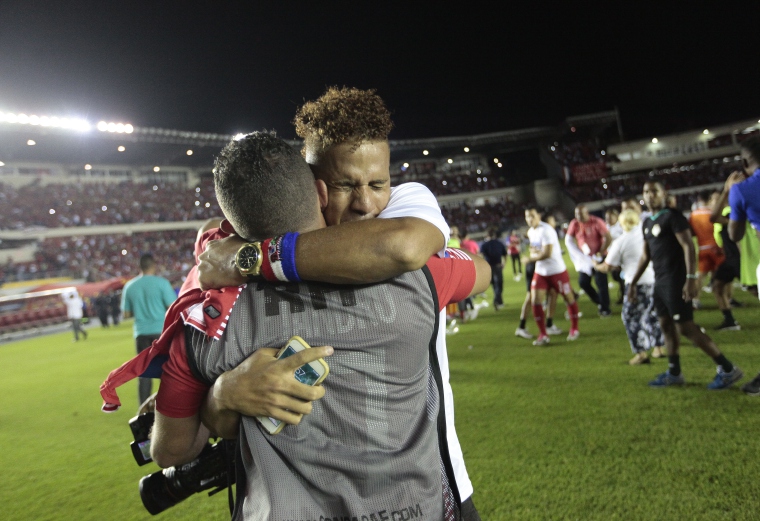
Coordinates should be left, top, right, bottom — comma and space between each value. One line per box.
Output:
571, 161, 608, 184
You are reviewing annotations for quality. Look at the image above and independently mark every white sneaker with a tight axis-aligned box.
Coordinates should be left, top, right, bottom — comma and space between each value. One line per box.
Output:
464, 309, 479, 321
533, 335, 550, 346
567, 329, 580, 341
546, 324, 564, 335
565, 311, 583, 320
515, 327, 534, 339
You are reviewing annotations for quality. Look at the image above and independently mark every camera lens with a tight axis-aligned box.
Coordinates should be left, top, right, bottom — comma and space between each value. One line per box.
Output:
139, 469, 193, 515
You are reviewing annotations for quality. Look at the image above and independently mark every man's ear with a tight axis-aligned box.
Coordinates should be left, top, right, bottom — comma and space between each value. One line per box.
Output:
315, 179, 329, 211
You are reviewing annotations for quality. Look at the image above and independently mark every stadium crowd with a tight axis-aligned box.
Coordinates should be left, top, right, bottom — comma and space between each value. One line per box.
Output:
564, 156, 741, 203
0, 178, 220, 230
1, 229, 196, 286
391, 159, 508, 196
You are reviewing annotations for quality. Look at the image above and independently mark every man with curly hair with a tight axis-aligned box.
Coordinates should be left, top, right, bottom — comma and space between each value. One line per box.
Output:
197, 87, 482, 519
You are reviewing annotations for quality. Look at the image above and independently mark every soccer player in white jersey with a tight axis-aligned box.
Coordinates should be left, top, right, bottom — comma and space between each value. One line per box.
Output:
525, 207, 581, 346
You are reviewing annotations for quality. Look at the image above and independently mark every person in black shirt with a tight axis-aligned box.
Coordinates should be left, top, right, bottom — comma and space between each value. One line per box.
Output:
628, 181, 743, 389
480, 227, 507, 310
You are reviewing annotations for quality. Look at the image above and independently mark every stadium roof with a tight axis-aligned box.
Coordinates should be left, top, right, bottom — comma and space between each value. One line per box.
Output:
0, 110, 620, 171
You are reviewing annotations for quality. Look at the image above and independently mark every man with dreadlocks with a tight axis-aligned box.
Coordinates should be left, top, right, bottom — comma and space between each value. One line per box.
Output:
192, 87, 482, 519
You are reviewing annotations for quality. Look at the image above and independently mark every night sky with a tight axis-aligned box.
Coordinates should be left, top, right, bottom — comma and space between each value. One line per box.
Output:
0, 1, 755, 142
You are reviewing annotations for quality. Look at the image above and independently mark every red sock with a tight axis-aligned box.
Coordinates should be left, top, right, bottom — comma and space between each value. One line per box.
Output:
567, 301, 579, 330
533, 304, 547, 336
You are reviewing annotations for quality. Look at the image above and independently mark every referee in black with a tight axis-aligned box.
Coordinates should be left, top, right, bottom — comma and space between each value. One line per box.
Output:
628, 181, 743, 389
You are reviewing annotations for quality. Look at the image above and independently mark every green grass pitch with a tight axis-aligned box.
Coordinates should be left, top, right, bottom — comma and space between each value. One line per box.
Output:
1, 265, 759, 520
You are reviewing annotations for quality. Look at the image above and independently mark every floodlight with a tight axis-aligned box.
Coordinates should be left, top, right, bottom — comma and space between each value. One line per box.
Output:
84, 164, 92, 170
205, 202, 210, 208
497, 163, 503, 168
27, 140, 36, 146
122, 250, 128, 255
493, 158, 499, 163
125, 124, 134, 133
403, 162, 409, 168
186, 149, 193, 156
0, 161, 4, 166
101, 206, 107, 211
97, 121, 108, 131
107, 122, 117, 132
652, 138, 658, 143
18, 114, 29, 124
29, 115, 40, 125
423, 150, 429, 156
233, 133, 246, 141
447, 159, 453, 164
195, 201, 200, 206
703, 129, 709, 134
49, 209, 55, 214
118, 146, 126, 152
153, 167, 160, 172
464, 147, 470, 152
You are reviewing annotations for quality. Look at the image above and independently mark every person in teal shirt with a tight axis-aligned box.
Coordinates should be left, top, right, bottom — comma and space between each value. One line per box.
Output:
122, 254, 176, 406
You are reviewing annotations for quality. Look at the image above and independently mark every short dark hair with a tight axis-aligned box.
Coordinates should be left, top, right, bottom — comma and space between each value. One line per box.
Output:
213, 132, 320, 240
139, 254, 155, 272
697, 190, 711, 203
741, 136, 760, 165
294, 86, 393, 161
524, 205, 542, 214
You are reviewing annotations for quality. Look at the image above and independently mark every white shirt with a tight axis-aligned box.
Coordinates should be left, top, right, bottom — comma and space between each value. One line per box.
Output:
380, 182, 450, 257
378, 182, 472, 500
609, 222, 624, 241
62, 291, 84, 319
564, 233, 593, 276
528, 221, 567, 276
604, 228, 655, 284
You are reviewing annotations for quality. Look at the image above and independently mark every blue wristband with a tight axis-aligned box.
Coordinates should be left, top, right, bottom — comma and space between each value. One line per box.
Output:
281, 232, 301, 283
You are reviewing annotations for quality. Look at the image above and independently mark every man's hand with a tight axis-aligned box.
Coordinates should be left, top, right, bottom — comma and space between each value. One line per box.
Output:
683, 278, 699, 302
212, 345, 333, 424
725, 170, 747, 191
198, 235, 247, 290
627, 284, 638, 304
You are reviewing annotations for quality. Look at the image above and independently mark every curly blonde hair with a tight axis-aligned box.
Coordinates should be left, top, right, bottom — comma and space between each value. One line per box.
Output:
294, 86, 393, 160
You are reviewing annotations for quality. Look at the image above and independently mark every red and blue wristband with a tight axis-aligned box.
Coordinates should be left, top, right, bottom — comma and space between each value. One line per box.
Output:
260, 232, 302, 283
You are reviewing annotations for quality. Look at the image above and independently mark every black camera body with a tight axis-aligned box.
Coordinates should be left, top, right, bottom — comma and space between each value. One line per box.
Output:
129, 412, 154, 466
128, 411, 236, 515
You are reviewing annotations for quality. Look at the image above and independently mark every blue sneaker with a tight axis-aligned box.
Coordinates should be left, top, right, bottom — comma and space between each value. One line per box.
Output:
707, 366, 744, 390
649, 371, 685, 387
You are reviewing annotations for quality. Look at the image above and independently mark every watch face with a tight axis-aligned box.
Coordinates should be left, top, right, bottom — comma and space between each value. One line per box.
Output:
238, 246, 259, 270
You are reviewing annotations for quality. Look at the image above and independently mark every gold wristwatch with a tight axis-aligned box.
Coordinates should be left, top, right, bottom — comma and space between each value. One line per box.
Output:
235, 242, 263, 279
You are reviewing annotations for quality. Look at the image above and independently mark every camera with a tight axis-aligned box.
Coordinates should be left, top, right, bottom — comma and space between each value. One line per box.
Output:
128, 413, 236, 515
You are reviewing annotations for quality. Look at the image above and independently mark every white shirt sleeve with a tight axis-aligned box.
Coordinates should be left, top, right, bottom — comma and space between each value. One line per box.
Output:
565, 232, 593, 275
604, 236, 623, 268
379, 182, 450, 256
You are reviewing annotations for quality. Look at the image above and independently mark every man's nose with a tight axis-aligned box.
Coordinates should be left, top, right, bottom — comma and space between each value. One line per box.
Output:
350, 188, 374, 215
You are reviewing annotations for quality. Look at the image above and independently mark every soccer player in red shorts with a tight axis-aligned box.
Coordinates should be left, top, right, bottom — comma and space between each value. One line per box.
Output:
525, 207, 580, 346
